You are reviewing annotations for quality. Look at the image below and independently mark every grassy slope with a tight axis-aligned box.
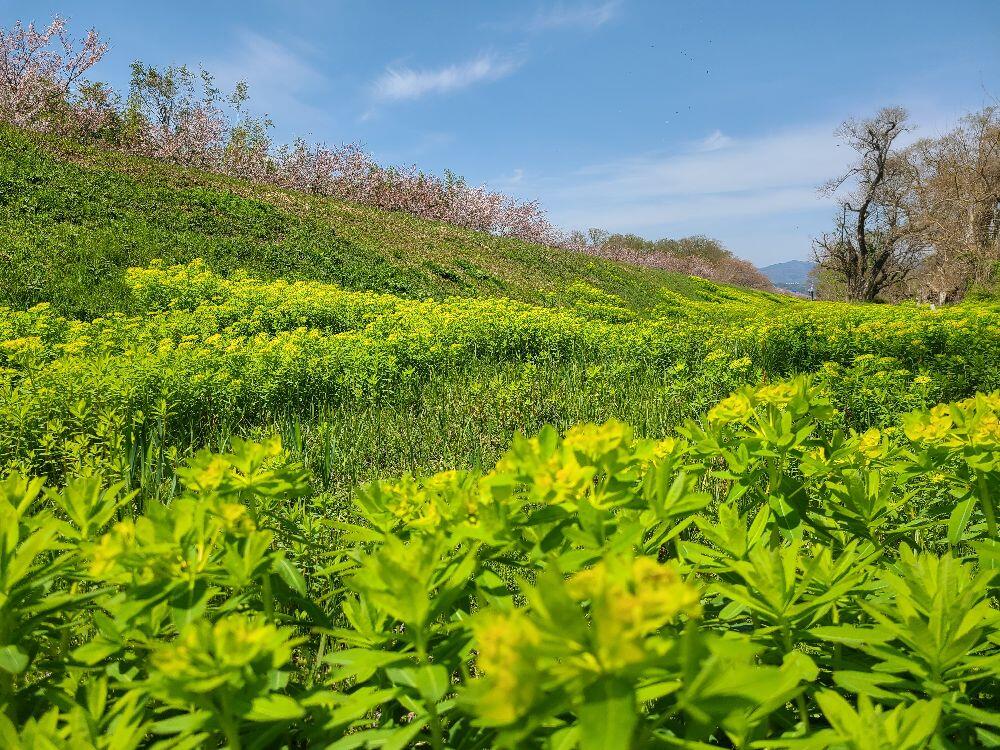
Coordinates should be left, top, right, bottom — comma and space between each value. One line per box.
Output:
0, 125, 781, 318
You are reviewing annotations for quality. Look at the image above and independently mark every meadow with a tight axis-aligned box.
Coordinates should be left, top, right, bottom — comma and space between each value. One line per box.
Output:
1, 131, 999, 749
0, 124, 700, 320
3, 258, 1000, 748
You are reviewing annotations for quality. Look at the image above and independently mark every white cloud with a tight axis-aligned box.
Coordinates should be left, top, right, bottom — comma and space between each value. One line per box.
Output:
372, 54, 522, 102
208, 30, 330, 135
552, 186, 823, 228
490, 167, 525, 187
529, 1, 621, 31
697, 129, 733, 152
514, 123, 851, 263
563, 125, 846, 204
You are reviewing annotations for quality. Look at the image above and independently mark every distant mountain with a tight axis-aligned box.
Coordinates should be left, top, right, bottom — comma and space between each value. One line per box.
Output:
759, 260, 816, 294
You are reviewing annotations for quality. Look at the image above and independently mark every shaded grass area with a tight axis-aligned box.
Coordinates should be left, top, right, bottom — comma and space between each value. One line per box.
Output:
118, 353, 944, 516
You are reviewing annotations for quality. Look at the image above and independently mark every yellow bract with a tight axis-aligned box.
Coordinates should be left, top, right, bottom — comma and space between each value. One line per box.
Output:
567, 557, 701, 671
709, 393, 754, 424
471, 610, 543, 725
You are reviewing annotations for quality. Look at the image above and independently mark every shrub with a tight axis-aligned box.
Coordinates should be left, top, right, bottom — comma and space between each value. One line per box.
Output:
0, 378, 997, 747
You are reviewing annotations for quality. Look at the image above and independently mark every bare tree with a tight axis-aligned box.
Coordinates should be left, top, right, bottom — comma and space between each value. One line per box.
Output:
813, 107, 925, 301
907, 106, 1000, 296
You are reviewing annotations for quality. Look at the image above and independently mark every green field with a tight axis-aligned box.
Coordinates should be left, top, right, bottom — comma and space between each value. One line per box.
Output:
1, 129, 999, 748
1, 125, 723, 319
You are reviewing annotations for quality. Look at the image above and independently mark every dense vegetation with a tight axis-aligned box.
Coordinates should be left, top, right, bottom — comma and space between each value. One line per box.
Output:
0, 22, 998, 744
2, 249, 1000, 747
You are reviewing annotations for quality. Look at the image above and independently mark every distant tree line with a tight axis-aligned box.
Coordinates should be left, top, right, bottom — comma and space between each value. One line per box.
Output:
813, 106, 1000, 302
0, 16, 775, 292
566, 230, 775, 290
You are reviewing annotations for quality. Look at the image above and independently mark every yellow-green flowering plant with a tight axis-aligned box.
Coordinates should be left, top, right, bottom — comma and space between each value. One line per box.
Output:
2, 258, 1000, 746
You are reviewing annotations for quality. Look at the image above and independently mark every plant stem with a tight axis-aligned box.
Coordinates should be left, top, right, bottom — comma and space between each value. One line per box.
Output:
262, 573, 276, 622
977, 471, 997, 538
308, 632, 328, 689
416, 638, 445, 750
217, 696, 242, 750
782, 621, 810, 733
831, 604, 842, 673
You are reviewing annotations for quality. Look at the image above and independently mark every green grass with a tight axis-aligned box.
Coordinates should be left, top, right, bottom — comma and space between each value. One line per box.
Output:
0, 124, 768, 319
120, 355, 733, 508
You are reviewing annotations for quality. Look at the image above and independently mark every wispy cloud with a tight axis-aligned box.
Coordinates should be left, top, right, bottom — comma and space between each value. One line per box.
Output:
696, 129, 733, 152
490, 167, 526, 187
551, 125, 844, 215
528, 1, 621, 31
516, 124, 848, 263
372, 53, 522, 102
208, 30, 330, 135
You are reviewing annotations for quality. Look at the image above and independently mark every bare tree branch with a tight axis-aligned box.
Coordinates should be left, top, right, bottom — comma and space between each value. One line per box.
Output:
813, 107, 926, 301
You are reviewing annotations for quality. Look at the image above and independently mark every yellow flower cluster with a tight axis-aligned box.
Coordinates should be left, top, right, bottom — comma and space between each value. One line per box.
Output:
471, 610, 544, 725
469, 556, 700, 725
3, 260, 1000, 483
567, 556, 701, 671
150, 615, 299, 695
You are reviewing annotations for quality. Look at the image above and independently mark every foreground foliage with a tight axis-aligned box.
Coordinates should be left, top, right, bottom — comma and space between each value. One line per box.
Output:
1, 259, 999, 747
1, 378, 998, 748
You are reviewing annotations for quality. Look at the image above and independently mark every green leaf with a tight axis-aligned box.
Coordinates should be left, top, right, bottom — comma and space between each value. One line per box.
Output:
246, 694, 305, 721
323, 723, 426, 750
6, 524, 58, 588
386, 664, 451, 703
781, 651, 819, 682
948, 496, 977, 545
150, 710, 212, 735
579, 677, 636, 750
72, 637, 121, 666
814, 690, 858, 737
380, 719, 430, 750
897, 699, 941, 749
971, 539, 1000, 571
274, 555, 308, 596
0, 645, 28, 674
0, 713, 20, 749
550, 725, 582, 750
635, 679, 682, 704
325, 648, 408, 683
329, 520, 387, 543
950, 702, 1000, 729
809, 625, 891, 647
318, 687, 402, 728
832, 670, 908, 700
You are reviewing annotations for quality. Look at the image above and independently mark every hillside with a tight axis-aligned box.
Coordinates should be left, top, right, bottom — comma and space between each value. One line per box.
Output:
759, 259, 816, 293
0, 125, 769, 319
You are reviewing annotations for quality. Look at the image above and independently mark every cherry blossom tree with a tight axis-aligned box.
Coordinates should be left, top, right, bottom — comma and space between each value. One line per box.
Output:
0, 16, 109, 133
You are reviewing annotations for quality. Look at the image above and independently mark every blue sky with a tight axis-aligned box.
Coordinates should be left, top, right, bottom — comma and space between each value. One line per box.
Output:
5, 1, 999, 265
